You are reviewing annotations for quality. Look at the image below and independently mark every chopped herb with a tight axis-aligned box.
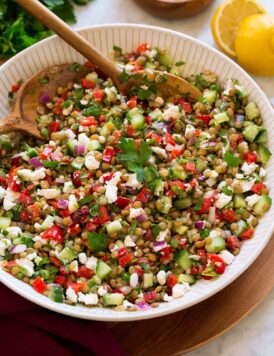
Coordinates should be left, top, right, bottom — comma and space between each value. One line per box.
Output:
224, 151, 242, 167
38, 76, 49, 85
222, 186, 233, 196
87, 231, 109, 252
113, 45, 123, 55
175, 61, 185, 66
89, 203, 99, 217
193, 197, 203, 210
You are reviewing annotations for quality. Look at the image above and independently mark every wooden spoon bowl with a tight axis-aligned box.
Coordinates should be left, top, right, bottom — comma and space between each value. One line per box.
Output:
134, 0, 215, 19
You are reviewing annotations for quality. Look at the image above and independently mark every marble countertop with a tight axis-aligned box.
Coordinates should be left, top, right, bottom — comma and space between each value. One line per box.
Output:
73, 1, 274, 355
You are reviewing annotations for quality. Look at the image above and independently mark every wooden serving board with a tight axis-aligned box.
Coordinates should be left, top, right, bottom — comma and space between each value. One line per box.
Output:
109, 235, 274, 355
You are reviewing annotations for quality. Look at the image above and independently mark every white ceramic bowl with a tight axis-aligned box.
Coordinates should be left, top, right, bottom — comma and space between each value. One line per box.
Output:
0, 24, 273, 321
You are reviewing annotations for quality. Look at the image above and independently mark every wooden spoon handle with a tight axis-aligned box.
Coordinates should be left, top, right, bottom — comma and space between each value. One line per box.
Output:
15, 0, 122, 83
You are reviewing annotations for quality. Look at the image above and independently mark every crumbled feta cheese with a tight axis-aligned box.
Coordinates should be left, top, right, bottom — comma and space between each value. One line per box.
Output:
0, 186, 5, 200
66, 287, 78, 303
172, 283, 190, 299
130, 273, 138, 288
124, 235, 136, 247
63, 182, 74, 193
105, 86, 117, 103
219, 250, 235, 265
16, 258, 34, 276
64, 129, 76, 140
236, 174, 244, 179
259, 167, 266, 178
27, 252, 37, 260
34, 223, 42, 231
86, 256, 98, 270
5, 189, 20, 202
37, 189, 60, 199
209, 230, 219, 238
163, 293, 173, 302
79, 252, 87, 265
18, 168, 46, 182
125, 173, 142, 189
151, 146, 167, 159
215, 193, 232, 209
98, 286, 108, 296
155, 96, 164, 107
120, 286, 132, 295
217, 181, 226, 190
129, 208, 146, 219
85, 151, 100, 170
185, 124, 195, 138
78, 292, 98, 305
162, 105, 182, 121
156, 229, 169, 242
157, 270, 167, 285
68, 194, 79, 213
240, 179, 255, 192
105, 172, 121, 204
78, 133, 90, 147
123, 300, 134, 309
246, 194, 260, 208
5, 227, 22, 238
69, 260, 79, 273
241, 162, 258, 176
3, 199, 16, 211
98, 135, 106, 144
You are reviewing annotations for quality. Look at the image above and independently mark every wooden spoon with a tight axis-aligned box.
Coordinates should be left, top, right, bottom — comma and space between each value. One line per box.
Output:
0, 0, 201, 139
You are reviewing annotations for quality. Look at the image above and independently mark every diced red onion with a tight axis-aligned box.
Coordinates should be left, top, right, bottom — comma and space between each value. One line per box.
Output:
79, 206, 89, 216
55, 177, 65, 185
136, 214, 146, 223
57, 198, 68, 210
208, 206, 216, 224
200, 141, 216, 148
236, 114, 245, 122
197, 175, 205, 182
195, 221, 205, 230
135, 301, 151, 310
74, 144, 86, 156
153, 241, 168, 252
224, 230, 232, 238
51, 148, 63, 162
29, 157, 43, 168
10, 244, 27, 254
40, 92, 51, 104
188, 137, 197, 146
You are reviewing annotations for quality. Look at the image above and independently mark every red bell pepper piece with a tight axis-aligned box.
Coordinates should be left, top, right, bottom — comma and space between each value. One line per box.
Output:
49, 256, 62, 267
145, 115, 152, 125
77, 266, 94, 279
117, 196, 130, 209
163, 133, 176, 146
8, 166, 20, 192
207, 254, 226, 274
84, 61, 96, 69
184, 162, 196, 173
118, 247, 128, 258
72, 170, 82, 187
134, 188, 152, 203
167, 274, 178, 288
98, 205, 111, 225
145, 131, 161, 145
54, 275, 66, 285
18, 190, 33, 206
40, 147, 52, 159
196, 113, 211, 125
159, 247, 171, 261
119, 253, 133, 267
178, 98, 192, 114
86, 221, 98, 232
144, 291, 158, 302
220, 208, 237, 223
227, 236, 241, 251
102, 147, 115, 163
49, 121, 60, 135
81, 78, 95, 89
251, 182, 266, 194
59, 209, 70, 218
244, 151, 257, 163
19, 208, 30, 222
41, 226, 63, 244
169, 180, 186, 191
33, 276, 46, 294
29, 204, 40, 219
80, 116, 97, 126
53, 98, 64, 115
68, 224, 81, 236
11, 84, 20, 93
198, 197, 211, 213
66, 281, 84, 293
127, 96, 137, 109
93, 89, 104, 102
127, 125, 136, 137
170, 146, 184, 161
240, 228, 254, 240
136, 42, 149, 54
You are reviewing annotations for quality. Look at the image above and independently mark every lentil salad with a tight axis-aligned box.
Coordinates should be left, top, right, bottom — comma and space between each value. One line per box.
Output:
0, 43, 272, 311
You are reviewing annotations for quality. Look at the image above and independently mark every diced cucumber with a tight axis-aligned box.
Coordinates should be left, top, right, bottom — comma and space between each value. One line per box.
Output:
170, 165, 187, 180
214, 112, 229, 126
143, 272, 154, 288
243, 122, 261, 142
88, 276, 97, 290
234, 194, 246, 209
257, 145, 272, 164
149, 109, 162, 121
126, 108, 145, 129
174, 250, 193, 271
245, 102, 260, 120
170, 66, 180, 76
156, 196, 172, 214
87, 140, 103, 151
178, 274, 196, 285
96, 260, 112, 280
159, 53, 173, 67
202, 90, 218, 105
152, 179, 164, 196
41, 215, 55, 230
58, 247, 76, 263
102, 293, 124, 306
106, 220, 122, 234
67, 140, 78, 155
27, 148, 38, 158
145, 61, 156, 70
255, 129, 267, 144
49, 285, 64, 303
236, 220, 249, 236
196, 158, 208, 173
174, 198, 192, 209
253, 195, 272, 216
0, 217, 11, 229
71, 157, 85, 170
205, 236, 225, 253
173, 224, 188, 235
144, 166, 158, 182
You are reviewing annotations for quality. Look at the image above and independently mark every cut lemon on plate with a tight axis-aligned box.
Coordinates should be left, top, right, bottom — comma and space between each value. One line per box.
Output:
211, 0, 266, 57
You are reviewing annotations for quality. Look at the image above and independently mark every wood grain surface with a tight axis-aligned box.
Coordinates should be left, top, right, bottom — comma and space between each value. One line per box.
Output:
109, 235, 274, 355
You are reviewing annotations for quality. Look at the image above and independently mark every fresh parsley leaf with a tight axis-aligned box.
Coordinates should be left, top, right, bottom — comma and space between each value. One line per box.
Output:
222, 186, 233, 196
137, 87, 155, 100
127, 162, 145, 182
193, 196, 203, 210
201, 265, 219, 278
87, 231, 109, 252
113, 45, 122, 55
120, 68, 131, 83
152, 224, 160, 238
175, 61, 185, 66
224, 151, 242, 167
118, 138, 152, 166
89, 203, 99, 217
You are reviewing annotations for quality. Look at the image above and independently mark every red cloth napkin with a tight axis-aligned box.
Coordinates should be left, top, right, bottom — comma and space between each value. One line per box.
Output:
0, 282, 125, 356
